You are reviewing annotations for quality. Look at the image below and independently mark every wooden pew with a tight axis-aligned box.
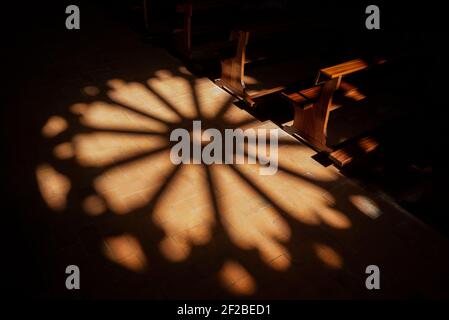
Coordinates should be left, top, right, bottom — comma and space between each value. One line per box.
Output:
142, 1, 178, 36
142, 0, 241, 58
214, 1, 369, 107
172, 0, 242, 58
216, 24, 317, 107
282, 59, 385, 164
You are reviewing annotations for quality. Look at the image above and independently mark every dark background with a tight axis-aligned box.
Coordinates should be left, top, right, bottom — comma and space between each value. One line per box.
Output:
2, 0, 446, 300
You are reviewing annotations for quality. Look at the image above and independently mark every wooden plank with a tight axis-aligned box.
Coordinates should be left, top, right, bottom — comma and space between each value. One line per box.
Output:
249, 85, 286, 99
339, 81, 366, 101
281, 85, 321, 107
329, 135, 380, 167
320, 59, 368, 80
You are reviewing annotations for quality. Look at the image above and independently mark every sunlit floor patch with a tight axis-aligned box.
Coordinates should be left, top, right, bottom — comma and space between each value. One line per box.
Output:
103, 234, 148, 273
220, 260, 256, 296
35, 68, 407, 298
53, 142, 75, 160
350, 195, 382, 219
314, 243, 343, 269
42, 116, 68, 138
82, 194, 107, 216
36, 163, 71, 211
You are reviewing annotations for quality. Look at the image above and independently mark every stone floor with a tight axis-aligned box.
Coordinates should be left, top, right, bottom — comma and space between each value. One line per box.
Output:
5, 2, 448, 299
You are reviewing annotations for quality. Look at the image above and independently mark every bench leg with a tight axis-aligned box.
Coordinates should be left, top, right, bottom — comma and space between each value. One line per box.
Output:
220, 31, 249, 98
173, 4, 192, 57
143, 0, 149, 31
220, 58, 246, 96
293, 77, 340, 151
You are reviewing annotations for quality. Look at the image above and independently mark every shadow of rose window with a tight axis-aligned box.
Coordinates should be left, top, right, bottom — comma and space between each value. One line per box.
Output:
36, 68, 356, 297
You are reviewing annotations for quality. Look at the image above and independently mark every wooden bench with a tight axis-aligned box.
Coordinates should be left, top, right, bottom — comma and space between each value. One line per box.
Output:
172, 0, 242, 58
171, 1, 317, 59
212, 0, 378, 108
329, 135, 380, 167
216, 23, 318, 107
143, 0, 241, 58
282, 59, 385, 163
